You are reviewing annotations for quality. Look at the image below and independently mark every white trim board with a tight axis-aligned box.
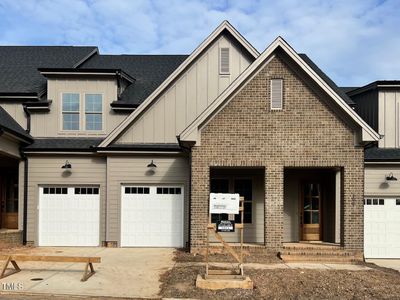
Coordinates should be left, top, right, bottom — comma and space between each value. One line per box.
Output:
179, 36, 380, 144
98, 20, 260, 147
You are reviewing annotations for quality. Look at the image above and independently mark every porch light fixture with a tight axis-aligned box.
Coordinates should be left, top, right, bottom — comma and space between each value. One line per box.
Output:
61, 160, 72, 169
147, 160, 157, 168
385, 172, 397, 181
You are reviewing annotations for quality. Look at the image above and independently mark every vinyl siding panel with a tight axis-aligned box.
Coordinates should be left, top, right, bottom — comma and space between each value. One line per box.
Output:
365, 165, 400, 196
0, 102, 27, 129
26, 156, 107, 244
116, 34, 254, 144
106, 156, 190, 245
378, 90, 400, 148
30, 77, 128, 137
352, 90, 378, 132
0, 135, 21, 158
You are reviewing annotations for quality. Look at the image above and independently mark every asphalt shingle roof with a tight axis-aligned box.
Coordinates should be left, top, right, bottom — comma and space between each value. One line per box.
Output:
0, 107, 32, 141
79, 54, 188, 106
365, 146, 400, 161
299, 54, 355, 106
0, 46, 97, 96
25, 138, 103, 151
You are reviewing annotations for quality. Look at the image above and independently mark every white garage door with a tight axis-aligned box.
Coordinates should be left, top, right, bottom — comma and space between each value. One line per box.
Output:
39, 186, 100, 246
121, 185, 184, 247
364, 198, 400, 258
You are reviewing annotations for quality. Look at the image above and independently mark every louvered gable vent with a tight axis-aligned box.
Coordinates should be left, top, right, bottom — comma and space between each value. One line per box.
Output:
270, 79, 283, 110
219, 47, 230, 74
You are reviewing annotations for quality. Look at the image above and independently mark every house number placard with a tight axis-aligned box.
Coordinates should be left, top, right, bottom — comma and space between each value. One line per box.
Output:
209, 193, 240, 214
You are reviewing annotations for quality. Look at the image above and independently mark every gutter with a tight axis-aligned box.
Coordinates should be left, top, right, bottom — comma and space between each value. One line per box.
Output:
20, 151, 28, 245
23, 105, 31, 133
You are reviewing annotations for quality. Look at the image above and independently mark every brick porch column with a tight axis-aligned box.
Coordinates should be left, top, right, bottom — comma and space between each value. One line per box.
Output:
190, 162, 209, 252
342, 166, 364, 251
265, 165, 284, 250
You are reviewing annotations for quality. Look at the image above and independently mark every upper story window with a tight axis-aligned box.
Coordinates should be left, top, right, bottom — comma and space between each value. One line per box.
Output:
219, 47, 230, 74
61, 93, 103, 132
62, 93, 80, 130
270, 79, 283, 110
85, 94, 102, 131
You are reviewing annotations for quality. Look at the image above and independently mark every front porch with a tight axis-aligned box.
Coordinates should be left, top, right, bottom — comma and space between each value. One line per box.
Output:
0, 153, 23, 246
283, 168, 342, 245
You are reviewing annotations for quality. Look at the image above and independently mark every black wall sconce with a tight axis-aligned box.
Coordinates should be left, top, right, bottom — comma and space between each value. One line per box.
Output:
61, 160, 72, 169
147, 160, 157, 168
386, 172, 397, 181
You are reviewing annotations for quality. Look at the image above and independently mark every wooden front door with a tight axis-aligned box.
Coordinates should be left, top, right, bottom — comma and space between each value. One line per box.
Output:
0, 176, 18, 229
300, 183, 321, 241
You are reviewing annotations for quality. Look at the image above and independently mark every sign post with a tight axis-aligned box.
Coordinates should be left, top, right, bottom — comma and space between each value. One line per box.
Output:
205, 193, 245, 277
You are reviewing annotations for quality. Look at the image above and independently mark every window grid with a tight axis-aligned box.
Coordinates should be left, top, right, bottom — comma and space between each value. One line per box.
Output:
43, 187, 68, 195
62, 93, 80, 130
85, 94, 103, 131
364, 198, 384, 205
74, 187, 99, 195
125, 187, 150, 194
156, 187, 181, 195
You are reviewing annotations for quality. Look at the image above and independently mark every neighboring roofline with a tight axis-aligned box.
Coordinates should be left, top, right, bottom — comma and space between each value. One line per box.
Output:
110, 101, 138, 110
365, 161, 400, 164
348, 80, 400, 96
38, 68, 136, 83
180, 36, 380, 144
0, 93, 40, 101
101, 143, 182, 151
0, 127, 32, 144
98, 20, 260, 147
73, 47, 99, 68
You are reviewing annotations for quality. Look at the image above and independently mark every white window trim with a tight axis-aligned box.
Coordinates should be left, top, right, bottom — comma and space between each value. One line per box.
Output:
84, 93, 104, 131
59, 92, 105, 134
219, 47, 230, 75
61, 93, 80, 131
270, 78, 283, 110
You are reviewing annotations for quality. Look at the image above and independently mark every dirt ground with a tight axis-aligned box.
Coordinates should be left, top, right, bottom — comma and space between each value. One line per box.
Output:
160, 250, 400, 299
175, 248, 282, 264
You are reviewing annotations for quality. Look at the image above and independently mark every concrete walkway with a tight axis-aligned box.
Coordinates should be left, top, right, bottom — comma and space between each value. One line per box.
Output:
177, 261, 372, 271
0, 247, 175, 298
366, 259, 400, 272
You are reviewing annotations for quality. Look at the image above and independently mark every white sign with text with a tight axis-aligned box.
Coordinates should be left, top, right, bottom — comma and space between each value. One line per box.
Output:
209, 193, 240, 214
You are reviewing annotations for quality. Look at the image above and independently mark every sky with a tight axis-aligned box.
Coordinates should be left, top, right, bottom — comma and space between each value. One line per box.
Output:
0, 0, 398, 86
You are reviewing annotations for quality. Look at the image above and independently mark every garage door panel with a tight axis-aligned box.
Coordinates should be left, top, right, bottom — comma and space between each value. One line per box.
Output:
39, 187, 100, 247
121, 185, 184, 247
364, 198, 400, 258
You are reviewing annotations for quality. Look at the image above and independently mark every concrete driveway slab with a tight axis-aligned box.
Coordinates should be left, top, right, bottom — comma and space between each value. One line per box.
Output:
366, 259, 400, 272
0, 247, 175, 298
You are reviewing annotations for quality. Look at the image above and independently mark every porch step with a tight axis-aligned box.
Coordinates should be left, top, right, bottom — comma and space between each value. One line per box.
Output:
280, 245, 363, 263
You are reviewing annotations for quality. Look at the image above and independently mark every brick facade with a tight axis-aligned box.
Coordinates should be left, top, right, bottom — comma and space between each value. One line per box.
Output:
0, 230, 23, 247
190, 55, 364, 252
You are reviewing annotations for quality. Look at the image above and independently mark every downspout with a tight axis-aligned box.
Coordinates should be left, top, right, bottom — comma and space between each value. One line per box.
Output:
21, 151, 28, 245
21, 105, 31, 244
23, 105, 31, 133
177, 136, 193, 250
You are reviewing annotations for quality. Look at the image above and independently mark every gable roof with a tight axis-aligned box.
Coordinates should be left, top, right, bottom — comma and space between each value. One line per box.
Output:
0, 107, 32, 142
347, 80, 400, 97
299, 54, 355, 106
180, 37, 380, 144
98, 20, 260, 147
0, 46, 97, 98
79, 54, 188, 107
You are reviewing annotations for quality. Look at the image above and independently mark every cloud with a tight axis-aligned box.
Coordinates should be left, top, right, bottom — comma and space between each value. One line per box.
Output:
0, 0, 398, 85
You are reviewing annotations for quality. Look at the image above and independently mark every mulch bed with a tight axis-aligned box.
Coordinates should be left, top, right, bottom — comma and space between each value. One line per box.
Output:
160, 249, 400, 299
